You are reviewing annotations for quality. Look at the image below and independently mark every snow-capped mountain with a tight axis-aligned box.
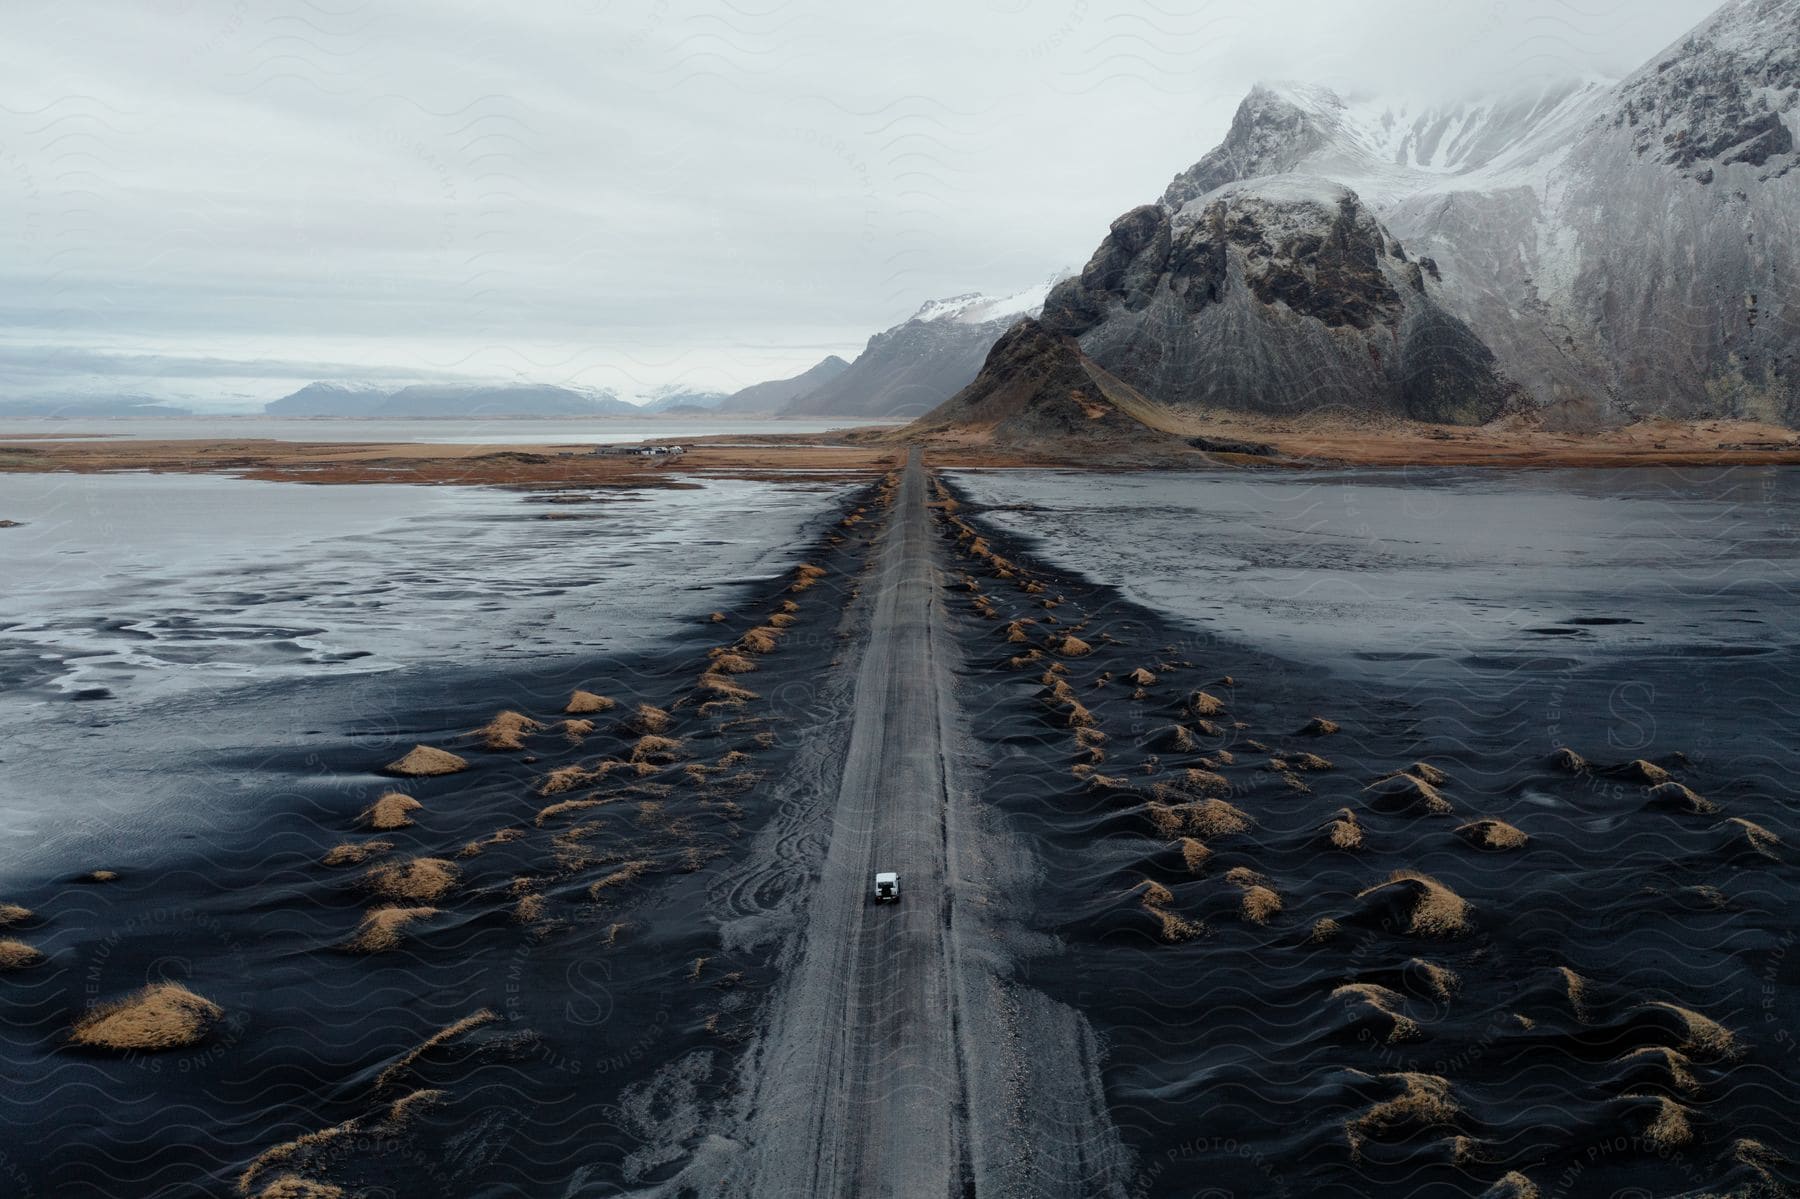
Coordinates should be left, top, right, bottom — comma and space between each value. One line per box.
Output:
1041, 0, 1800, 426
781, 285, 1054, 418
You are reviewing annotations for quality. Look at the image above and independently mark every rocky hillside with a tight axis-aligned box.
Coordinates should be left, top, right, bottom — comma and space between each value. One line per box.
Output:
1042, 177, 1522, 424
1028, 0, 1800, 428
781, 287, 1049, 419
911, 318, 1188, 451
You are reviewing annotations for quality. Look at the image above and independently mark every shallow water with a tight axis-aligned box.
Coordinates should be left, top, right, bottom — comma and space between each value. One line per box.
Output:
948, 466, 1800, 680
0, 471, 853, 875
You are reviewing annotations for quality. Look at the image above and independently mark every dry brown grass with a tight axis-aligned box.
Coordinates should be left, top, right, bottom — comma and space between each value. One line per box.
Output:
1327, 809, 1364, 850
1641, 1096, 1693, 1149
1285, 752, 1334, 772
565, 690, 616, 714
363, 792, 422, 830
1054, 634, 1093, 657
1004, 620, 1035, 644
1187, 798, 1252, 837
1240, 885, 1282, 925
1181, 768, 1231, 796
535, 796, 611, 825
384, 745, 468, 777
1147, 802, 1183, 838
0, 903, 33, 928
1618, 1045, 1700, 1093
238, 1122, 360, 1196
71, 982, 223, 1051
1483, 1170, 1540, 1199
558, 718, 596, 743
629, 734, 683, 764
791, 563, 827, 591
1559, 966, 1592, 1022
1139, 878, 1175, 908
473, 710, 542, 751
323, 840, 394, 867
1309, 917, 1342, 944
1647, 781, 1717, 814
1299, 716, 1340, 736
456, 828, 524, 858
362, 857, 459, 903
589, 859, 652, 900
709, 652, 757, 674
1126, 667, 1157, 686
537, 764, 595, 795
1179, 837, 1210, 872
384, 1087, 446, 1128
1344, 1072, 1457, 1161
1189, 692, 1226, 718
1332, 983, 1420, 1044
625, 703, 672, 735
255, 1176, 346, 1199
1358, 871, 1471, 936
1365, 773, 1454, 815
698, 673, 758, 702
1411, 959, 1460, 1001
1726, 816, 1782, 858
1456, 819, 1529, 850
740, 626, 781, 653
0, 938, 43, 969
767, 612, 797, 628
343, 905, 437, 952
515, 893, 547, 923
1646, 1002, 1736, 1058
1151, 908, 1204, 942
374, 1008, 497, 1094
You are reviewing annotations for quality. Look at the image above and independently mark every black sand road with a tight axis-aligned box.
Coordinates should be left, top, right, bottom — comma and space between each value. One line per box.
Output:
696, 449, 1126, 1198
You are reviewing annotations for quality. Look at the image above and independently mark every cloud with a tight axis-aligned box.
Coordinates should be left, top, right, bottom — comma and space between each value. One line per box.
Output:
0, 0, 1722, 403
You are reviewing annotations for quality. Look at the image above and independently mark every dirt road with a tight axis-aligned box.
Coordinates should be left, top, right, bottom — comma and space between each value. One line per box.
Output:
730, 447, 977, 1195
680, 449, 1125, 1199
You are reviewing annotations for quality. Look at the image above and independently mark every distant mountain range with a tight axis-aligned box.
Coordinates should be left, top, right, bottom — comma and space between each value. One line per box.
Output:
971, 0, 1800, 435
261, 285, 1053, 420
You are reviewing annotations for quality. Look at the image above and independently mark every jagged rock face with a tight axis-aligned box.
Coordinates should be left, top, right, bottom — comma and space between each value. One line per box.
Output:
1043, 178, 1520, 424
1162, 85, 1335, 211
1098, 0, 1800, 428
1613, 0, 1799, 179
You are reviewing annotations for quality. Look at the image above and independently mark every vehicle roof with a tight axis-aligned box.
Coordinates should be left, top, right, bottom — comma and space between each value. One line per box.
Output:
874, 871, 898, 882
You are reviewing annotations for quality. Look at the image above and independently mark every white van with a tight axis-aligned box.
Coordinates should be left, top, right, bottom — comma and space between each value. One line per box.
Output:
872, 872, 900, 904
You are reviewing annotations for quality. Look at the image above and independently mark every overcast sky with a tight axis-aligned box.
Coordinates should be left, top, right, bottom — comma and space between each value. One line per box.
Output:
0, 0, 1721, 408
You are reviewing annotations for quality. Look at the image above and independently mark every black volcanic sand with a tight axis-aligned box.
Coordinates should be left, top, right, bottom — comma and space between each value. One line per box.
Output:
0, 481, 885, 1197
3, 466, 1798, 1197
929, 477, 1800, 1198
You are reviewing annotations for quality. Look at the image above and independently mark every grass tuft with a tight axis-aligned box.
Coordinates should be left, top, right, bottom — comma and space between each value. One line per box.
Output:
473, 710, 542, 751
1455, 818, 1529, 850
384, 745, 467, 777
361, 857, 459, 903
565, 690, 616, 714
71, 982, 222, 1051
343, 906, 437, 953
362, 793, 422, 831
323, 840, 394, 866
1358, 871, 1471, 936
0, 938, 44, 969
